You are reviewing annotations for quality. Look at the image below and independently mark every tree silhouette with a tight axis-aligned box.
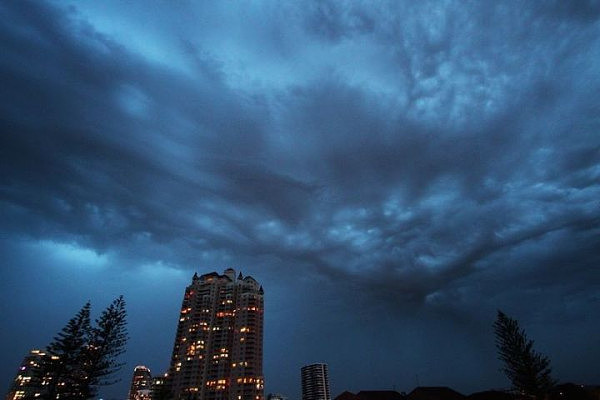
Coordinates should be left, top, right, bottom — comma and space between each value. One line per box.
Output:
47, 302, 91, 400
85, 295, 129, 395
46, 297, 128, 399
493, 310, 556, 399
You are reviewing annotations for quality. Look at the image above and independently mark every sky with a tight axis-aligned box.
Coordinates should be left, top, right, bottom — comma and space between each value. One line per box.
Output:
1, 0, 599, 399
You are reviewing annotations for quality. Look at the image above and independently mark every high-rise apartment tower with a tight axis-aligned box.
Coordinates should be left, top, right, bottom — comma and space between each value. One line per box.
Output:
5, 349, 59, 400
128, 365, 152, 400
301, 363, 331, 400
166, 268, 264, 400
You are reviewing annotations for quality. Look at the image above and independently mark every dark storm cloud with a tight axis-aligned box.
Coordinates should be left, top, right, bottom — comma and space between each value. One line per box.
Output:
1, 0, 599, 398
303, 0, 376, 41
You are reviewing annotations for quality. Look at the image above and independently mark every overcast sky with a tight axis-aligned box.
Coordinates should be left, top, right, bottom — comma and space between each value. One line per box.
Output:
1, 1, 599, 399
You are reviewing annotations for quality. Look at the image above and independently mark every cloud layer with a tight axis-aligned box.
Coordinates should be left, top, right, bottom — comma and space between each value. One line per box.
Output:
1, 1, 599, 398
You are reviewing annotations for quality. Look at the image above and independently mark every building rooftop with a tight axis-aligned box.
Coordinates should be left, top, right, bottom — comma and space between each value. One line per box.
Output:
358, 390, 406, 400
334, 391, 361, 400
466, 391, 515, 400
407, 387, 465, 400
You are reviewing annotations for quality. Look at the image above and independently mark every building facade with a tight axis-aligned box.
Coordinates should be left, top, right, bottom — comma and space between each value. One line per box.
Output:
5, 349, 59, 400
267, 394, 288, 400
301, 364, 331, 400
128, 365, 153, 400
166, 268, 264, 400
151, 374, 168, 400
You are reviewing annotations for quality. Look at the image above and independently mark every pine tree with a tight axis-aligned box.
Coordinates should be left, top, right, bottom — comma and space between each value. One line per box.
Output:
493, 310, 556, 399
84, 295, 129, 396
47, 302, 91, 400
44, 297, 128, 399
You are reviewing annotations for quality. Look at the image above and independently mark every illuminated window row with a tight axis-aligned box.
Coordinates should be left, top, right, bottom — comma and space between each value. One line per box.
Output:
216, 312, 234, 317
231, 361, 249, 368
206, 379, 228, 386
235, 377, 263, 384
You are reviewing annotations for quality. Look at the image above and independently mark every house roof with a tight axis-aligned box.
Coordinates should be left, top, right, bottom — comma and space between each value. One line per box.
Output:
467, 391, 515, 400
357, 391, 406, 400
407, 387, 465, 400
334, 391, 361, 400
